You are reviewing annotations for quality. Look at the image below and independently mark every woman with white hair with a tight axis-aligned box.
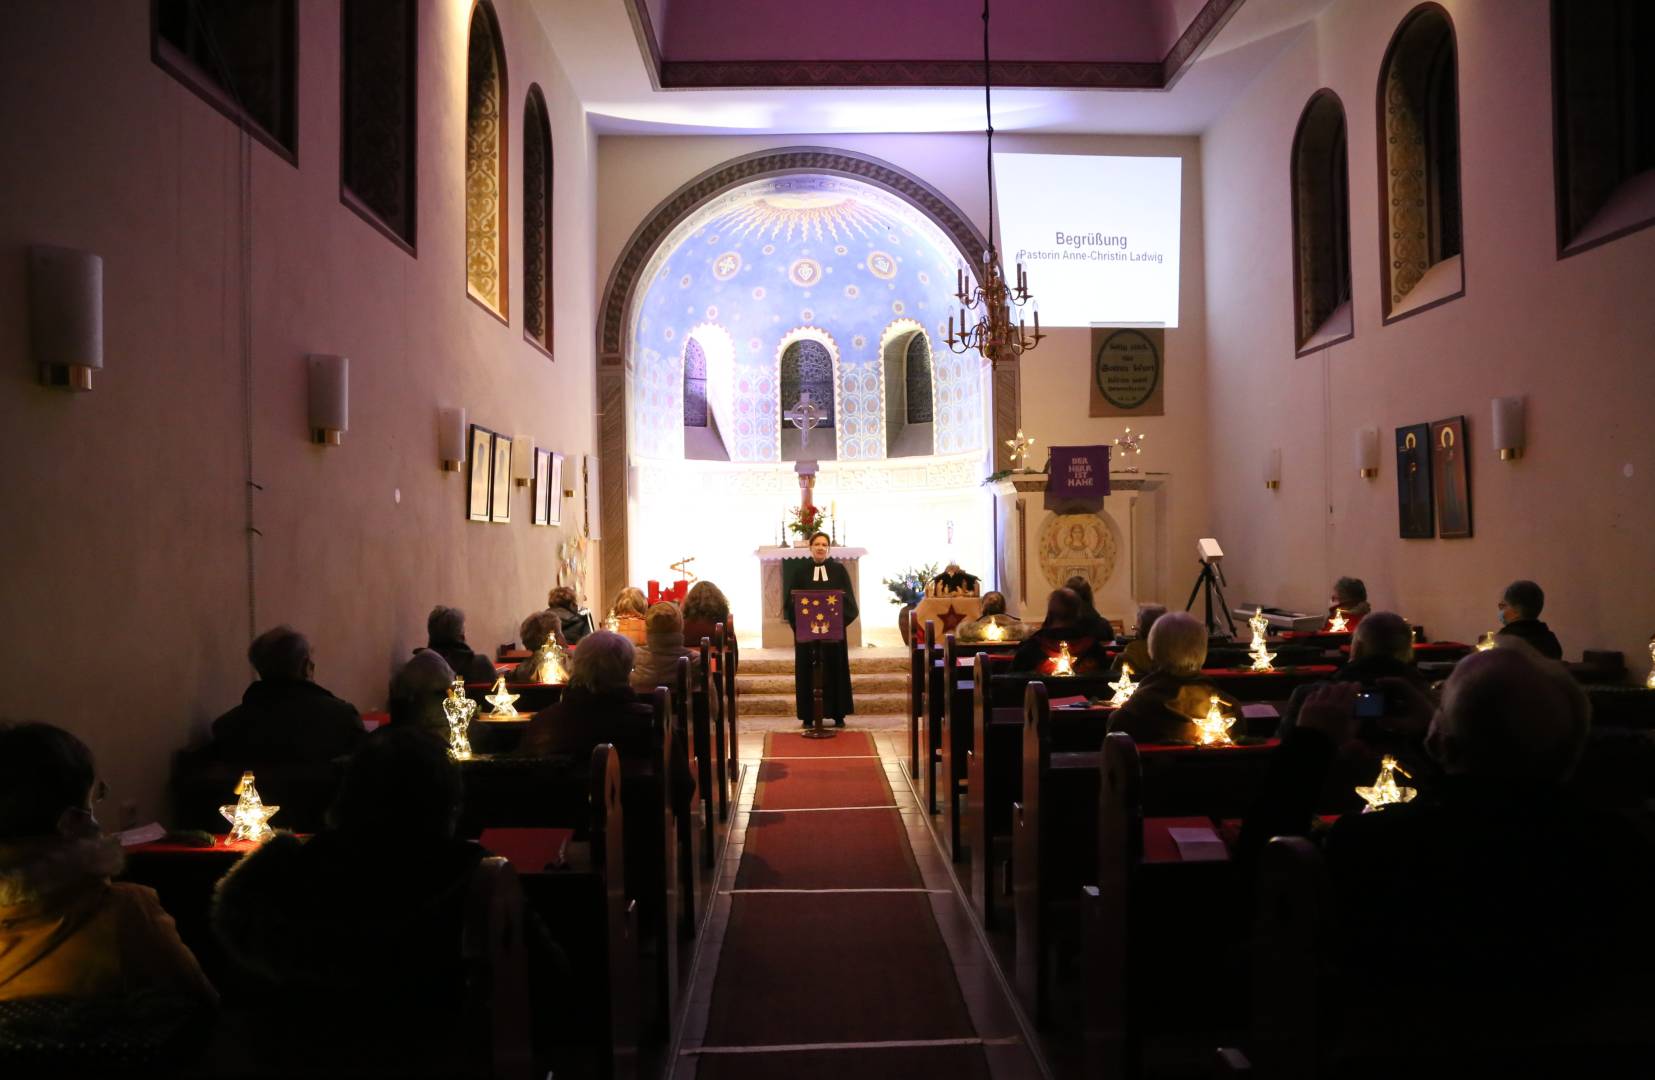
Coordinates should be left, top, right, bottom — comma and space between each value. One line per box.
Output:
1108, 611, 1230, 744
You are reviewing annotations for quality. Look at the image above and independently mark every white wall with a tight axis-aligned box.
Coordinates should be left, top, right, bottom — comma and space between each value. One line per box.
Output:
0, 0, 600, 822
1201, 0, 1655, 661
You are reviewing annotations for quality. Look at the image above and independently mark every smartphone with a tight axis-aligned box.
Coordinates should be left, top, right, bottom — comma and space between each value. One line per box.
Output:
1354, 690, 1386, 719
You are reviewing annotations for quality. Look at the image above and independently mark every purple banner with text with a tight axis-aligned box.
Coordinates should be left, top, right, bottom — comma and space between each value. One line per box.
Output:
1045, 445, 1110, 510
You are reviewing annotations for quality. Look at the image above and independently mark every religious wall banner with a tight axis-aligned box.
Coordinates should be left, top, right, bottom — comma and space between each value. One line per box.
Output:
1430, 415, 1472, 539
1395, 423, 1434, 539
1045, 445, 1111, 511
1089, 327, 1165, 417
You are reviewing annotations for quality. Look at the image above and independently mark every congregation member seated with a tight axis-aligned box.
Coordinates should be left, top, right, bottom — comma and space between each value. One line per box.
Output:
927, 561, 981, 597
519, 631, 637, 759
682, 580, 738, 663
0, 722, 215, 1004
609, 586, 649, 644
1110, 603, 1167, 677
508, 610, 565, 683
1325, 575, 1372, 629
1011, 589, 1112, 675
957, 591, 1029, 643
422, 605, 497, 684
543, 586, 590, 647
1238, 644, 1655, 1055
1495, 578, 1563, 659
1278, 611, 1433, 736
209, 626, 361, 766
631, 602, 697, 693
387, 649, 456, 742
1064, 575, 1115, 641
1109, 612, 1230, 745
212, 727, 568, 1070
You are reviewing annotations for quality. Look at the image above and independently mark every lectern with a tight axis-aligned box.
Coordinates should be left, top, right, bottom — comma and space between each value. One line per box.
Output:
792, 588, 844, 740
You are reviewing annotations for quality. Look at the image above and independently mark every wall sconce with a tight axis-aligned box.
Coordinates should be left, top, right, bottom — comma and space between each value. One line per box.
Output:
1264, 448, 1282, 490
28, 245, 103, 391
1492, 396, 1526, 460
307, 354, 348, 445
1355, 427, 1380, 478
513, 436, 533, 487
438, 407, 466, 471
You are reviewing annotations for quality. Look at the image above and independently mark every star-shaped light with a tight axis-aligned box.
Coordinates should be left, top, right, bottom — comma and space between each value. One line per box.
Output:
220, 771, 279, 843
1050, 641, 1076, 676
443, 678, 477, 760
1111, 427, 1145, 473
1328, 608, 1350, 633
1192, 695, 1235, 747
1006, 429, 1035, 468
1476, 632, 1497, 652
1108, 665, 1137, 706
1647, 638, 1655, 690
1355, 755, 1417, 811
485, 676, 520, 717
982, 620, 1006, 642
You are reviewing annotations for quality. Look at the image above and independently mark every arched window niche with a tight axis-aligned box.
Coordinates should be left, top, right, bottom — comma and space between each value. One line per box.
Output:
464, 1, 507, 319
1376, 4, 1464, 323
880, 319, 936, 457
1552, 0, 1655, 256
1290, 90, 1353, 354
777, 328, 840, 461
683, 323, 734, 461
523, 84, 554, 352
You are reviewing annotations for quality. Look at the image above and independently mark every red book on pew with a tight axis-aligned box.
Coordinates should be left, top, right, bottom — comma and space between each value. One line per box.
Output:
480, 827, 573, 873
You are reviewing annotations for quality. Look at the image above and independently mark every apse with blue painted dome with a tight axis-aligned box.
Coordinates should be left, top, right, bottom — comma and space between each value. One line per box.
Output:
629, 174, 987, 463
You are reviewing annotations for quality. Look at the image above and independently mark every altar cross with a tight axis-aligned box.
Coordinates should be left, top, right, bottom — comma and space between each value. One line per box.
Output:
784, 391, 824, 450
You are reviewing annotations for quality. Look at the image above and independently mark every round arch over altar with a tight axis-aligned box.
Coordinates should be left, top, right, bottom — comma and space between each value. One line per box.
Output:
598, 151, 1010, 642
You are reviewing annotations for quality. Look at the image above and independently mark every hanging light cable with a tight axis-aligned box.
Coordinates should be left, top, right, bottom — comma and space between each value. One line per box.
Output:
947, 0, 1043, 363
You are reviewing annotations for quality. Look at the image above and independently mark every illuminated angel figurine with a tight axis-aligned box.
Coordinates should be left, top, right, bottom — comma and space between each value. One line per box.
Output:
220, 771, 279, 844
1328, 608, 1350, 633
1249, 607, 1270, 648
1355, 755, 1417, 811
1192, 695, 1235, 747
1050, 641, 1076, 677
485, 676, 520, 717
443, 677, 477, 760
533, 636, 570, 685
1108, 664, 1137, 706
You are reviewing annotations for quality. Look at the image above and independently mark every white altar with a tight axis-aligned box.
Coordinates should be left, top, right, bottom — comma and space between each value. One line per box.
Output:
756, 545, 868, 648
992, 473, 1170, 628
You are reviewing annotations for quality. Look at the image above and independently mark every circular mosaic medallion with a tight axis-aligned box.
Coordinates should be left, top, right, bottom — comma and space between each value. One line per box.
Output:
1037, 512, 1120, 591
751, 286, 766, 300
789, 258, 823, 287
844, 284, 860, 299
712, 252, 741, 280
892, 300, 906, 315
866, 251, 898, 279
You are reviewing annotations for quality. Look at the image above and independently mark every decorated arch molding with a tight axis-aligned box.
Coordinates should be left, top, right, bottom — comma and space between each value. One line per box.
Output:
594, 147, 1015, 600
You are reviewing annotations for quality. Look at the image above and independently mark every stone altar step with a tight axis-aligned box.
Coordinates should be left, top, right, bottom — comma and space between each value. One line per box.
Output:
738, 690, 910, 717
738, 672, 907, 696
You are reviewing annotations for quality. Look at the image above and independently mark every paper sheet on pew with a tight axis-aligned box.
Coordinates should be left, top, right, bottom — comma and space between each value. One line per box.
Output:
1167, 826, 1228, 862
1240, 703, 1279, 720
118, 822, 168, 847
1050, 695, 1093, 709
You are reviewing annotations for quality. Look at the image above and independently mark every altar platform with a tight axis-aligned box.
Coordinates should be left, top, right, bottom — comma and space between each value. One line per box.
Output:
755, 545, 867, 648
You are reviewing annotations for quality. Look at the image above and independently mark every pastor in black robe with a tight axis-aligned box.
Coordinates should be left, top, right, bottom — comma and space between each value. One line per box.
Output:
782, 556, 858, 723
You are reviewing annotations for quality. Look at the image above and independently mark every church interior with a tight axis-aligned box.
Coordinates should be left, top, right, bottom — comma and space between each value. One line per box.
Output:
3, 0, 1654, 1076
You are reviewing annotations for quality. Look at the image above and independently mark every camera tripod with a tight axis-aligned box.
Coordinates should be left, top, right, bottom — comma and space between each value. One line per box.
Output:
1185, 558, 1238, 638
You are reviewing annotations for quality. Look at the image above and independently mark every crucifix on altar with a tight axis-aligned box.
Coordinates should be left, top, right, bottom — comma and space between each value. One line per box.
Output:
756, 389, 868, 648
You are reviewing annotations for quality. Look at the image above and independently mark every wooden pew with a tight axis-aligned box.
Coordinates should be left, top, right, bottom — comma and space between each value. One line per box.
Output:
702, 631, 729, 821
939, 634, 1018, 861
965, 665, 1119, 929
610, 687, 679, 1044
467, 681, 565, 714
664, 658, 703, 939
908, 608, 925, 778
921, 619, 944, 812
720, 615, 740, 794
684, 650, 720, 870
1012, 681, 1116, 1026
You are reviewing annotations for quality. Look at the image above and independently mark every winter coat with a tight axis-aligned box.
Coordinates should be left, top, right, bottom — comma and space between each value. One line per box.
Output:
210, 678, 362, 765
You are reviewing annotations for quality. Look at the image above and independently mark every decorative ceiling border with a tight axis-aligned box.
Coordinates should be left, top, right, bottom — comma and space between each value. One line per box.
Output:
623, 0, 1244, 91
597, 147, 990, 356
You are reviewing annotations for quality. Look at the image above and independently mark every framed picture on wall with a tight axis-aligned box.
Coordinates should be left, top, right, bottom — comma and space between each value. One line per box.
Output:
1430, 415, 1472, 538
1395, 423, 1433, 539
467, 424, 494, 523
490, 433, 513, 523
546, 451, 564, 526
531, 447, 552, 526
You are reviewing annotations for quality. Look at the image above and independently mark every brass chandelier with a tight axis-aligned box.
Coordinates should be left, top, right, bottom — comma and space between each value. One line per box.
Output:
946, 0, 1043, 362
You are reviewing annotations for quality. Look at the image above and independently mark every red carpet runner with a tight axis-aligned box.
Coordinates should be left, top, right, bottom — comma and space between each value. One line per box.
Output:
690, 731, 993, 1077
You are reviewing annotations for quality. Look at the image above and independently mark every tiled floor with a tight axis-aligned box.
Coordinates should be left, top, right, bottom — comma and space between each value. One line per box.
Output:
668, 728, 1050, 1079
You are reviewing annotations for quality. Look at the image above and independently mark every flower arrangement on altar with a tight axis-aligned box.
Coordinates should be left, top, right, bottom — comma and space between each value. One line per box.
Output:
787, 502, 827, 542
882, 562, 939, 606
